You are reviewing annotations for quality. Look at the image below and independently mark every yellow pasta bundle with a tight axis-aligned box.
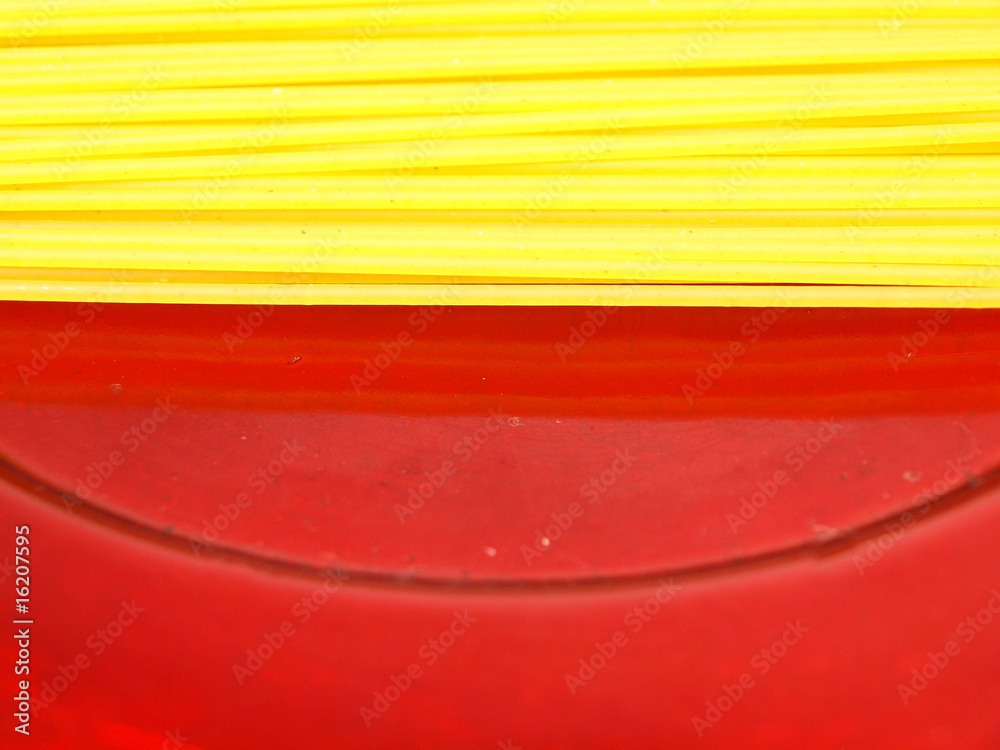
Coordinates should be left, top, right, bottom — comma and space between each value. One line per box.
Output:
1, 0, 998, 306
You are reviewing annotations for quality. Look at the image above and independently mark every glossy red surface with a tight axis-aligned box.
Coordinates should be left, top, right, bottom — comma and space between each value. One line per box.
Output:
1, 301, 999, 748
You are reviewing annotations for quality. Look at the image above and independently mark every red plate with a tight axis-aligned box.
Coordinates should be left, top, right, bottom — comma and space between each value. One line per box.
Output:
2, 301, 999, 748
